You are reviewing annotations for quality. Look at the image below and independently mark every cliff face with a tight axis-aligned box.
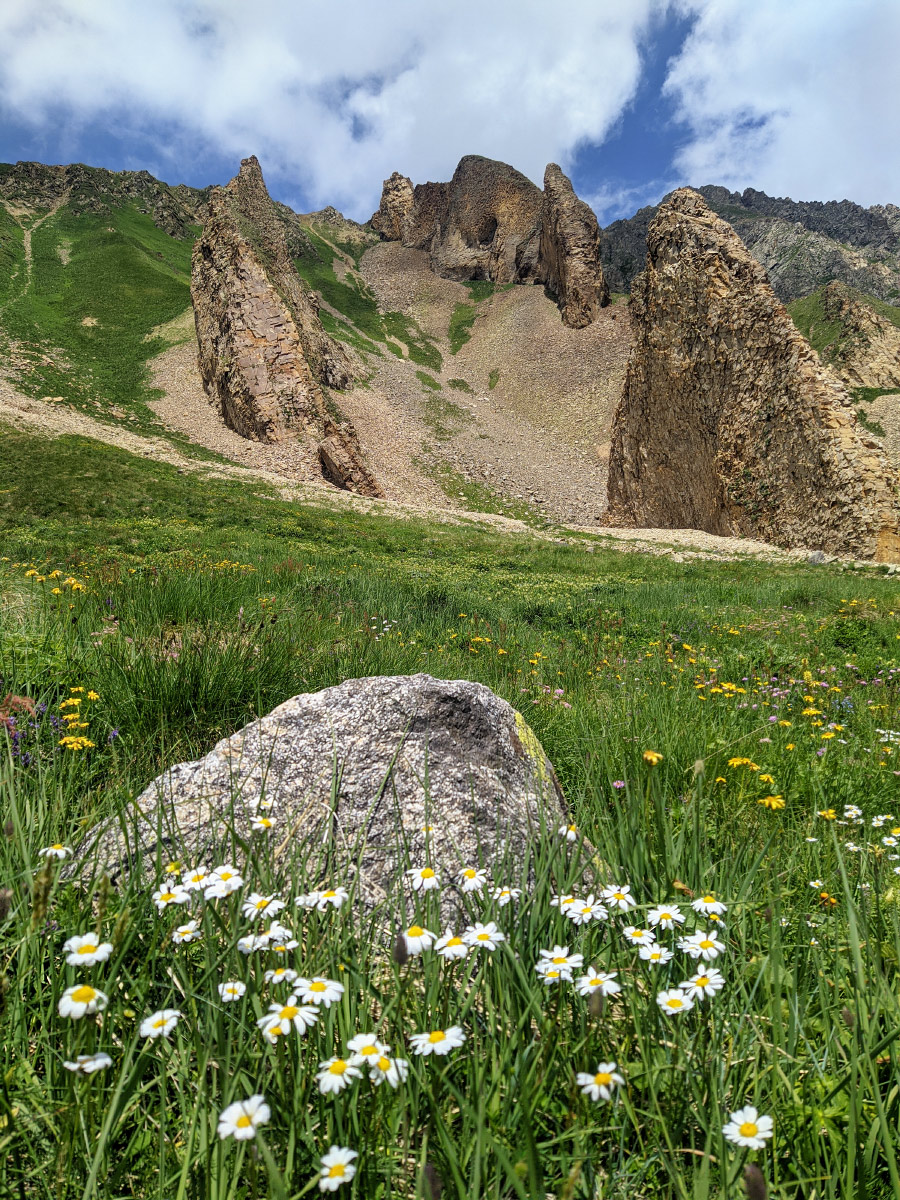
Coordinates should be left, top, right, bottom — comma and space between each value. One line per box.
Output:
606, 189, 900, 562
191, 157, 380, 495
371, 155, 608, 328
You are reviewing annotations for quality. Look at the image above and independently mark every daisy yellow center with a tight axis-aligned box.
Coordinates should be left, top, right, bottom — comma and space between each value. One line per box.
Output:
463, 869, 476, 879
699, 939, 715, 949
589, 977, 602, 986
665, 998, 683, 1009
421, 869, 435, 879
476, 932, 490, 941
322, 890, 336, 898
310, 981, 326, 992
273, 969, 285, 977
258, 819, 272, 827
408, 925, 424, 937
190, 874, 204, 882
702, 895, 715, 904
71, 986, 96, 1003
360, 1044, 377, 1056
552, 955, 567, 963
660, 913, 672, 920
377, 1056, 391, 1071
594, 1072, 612, 1086
52, 844, 64, 851
613, 892, 625, 901
581, 907, 591, 915
328, 1165, 346, 1179
650, 952, 662, 959
255, 899, 269, 909
220, 872, 233, 880
696, 976, 710, 987
77, 943, 97, 954
739, 1121, 759, 1138
153, 1018, 167, 1029
236, 1115, 252, 1128
160, 892, 175, 902
630, 930, 644, 939
546, 969, 561, 978
446, 937, 463, 947
280, 1005, 299, 1020
226, 986, 240, 994
428, 1030, 446, 1044
329, 1060, 348, 1075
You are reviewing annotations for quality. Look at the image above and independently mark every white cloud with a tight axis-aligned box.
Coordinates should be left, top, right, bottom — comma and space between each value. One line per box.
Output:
666, 0, 900, 205
0, 0, 662, 218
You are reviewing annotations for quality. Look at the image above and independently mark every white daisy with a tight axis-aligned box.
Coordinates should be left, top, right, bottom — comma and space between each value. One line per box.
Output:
264, 966, 298, 986
491, 885, 521, 906
722, 1105, 774, 1149
63, 1051, 113, 1074
679, 931, 726, 961
151, 885, 190, 912
237, 934, 268, 955
639, 945, 674, 965
241, 893, 286, 920
601, 884, 637, 912
575, 1061, 624, 1102
403, 924, 437, 956
435, 929, 469, 960
257, 996, 318, 1042
62, 933, 113, 966
346, 1033, 389, 1065
566, 895, 608, 925
181, 867, 210, 892
172, 920, 201, 944
40, 843, 72, 860
296, 977, 345, 1007
204, 865, 244, 898
250, 815, 276, 832
680, 968, 725, 1000
622, 926, 655, 947
691, 894, 727, 916
409, 1025, 466, 1056
575, 967, 621, 997
646, 905, 685, 930
463, 921, 505, 951
457, 867, 488, 893
217, 980, 247, 1001
558, 823, 580, 842
314, 887, 350, 911
406, 866, 440, 892
550, 894, 577, 913
140, 1009, 182, 1038
317, 1146, 358, 1192
58, 984, 108, 1019
656, 988, 694, 1015
538, 945, 584, 975
370, 1053, 410, 1088
217, 1094, 271, 1141
316, 1056, 363, 1095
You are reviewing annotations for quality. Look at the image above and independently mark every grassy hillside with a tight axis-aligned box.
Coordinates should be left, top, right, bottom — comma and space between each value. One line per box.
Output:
788, 285, 900, 359
0, 202, 196, 425
4, 424, 900, 1197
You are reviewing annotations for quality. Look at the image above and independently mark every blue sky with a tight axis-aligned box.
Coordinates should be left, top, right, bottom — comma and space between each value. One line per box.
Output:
0, 1, 897, 226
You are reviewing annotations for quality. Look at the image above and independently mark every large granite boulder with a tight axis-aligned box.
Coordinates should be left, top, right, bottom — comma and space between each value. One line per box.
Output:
76, 675, 568, 905
605, 189, 900, 562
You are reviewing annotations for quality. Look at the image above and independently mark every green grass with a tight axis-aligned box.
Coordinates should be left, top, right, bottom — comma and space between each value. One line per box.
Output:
786, 290, 845, 357
448, 303, 477, 354
463, 281, 497, 303
416, 371, 441, 391
856, 409, 887, 437
420, 394, 473, 440
488, 369, 500, 390
6, 426, 900, 1196
852, 387, 900, 405
295, 230, 441, 371
0, 204, 196, 418
447, 378, 473, 394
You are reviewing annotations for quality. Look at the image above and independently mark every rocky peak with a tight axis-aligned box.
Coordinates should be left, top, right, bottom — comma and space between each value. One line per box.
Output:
817, 281, 900, 390
606, 188, 900, 561
539, 163, 609, 328
371, 155, 608, 327
190, 157, 380, 496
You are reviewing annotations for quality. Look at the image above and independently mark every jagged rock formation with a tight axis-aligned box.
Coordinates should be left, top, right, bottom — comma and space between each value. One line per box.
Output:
540, 164, 609, 328
371, 155, 608, 327
0, 160, 206, 237
191, 156, 380, 495
601, 185, 900, 303
606, 189, 900, 562
814, 283, 900, 390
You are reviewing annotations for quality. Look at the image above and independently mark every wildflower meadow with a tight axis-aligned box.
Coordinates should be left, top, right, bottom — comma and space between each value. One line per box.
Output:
3, 433, 900, 1197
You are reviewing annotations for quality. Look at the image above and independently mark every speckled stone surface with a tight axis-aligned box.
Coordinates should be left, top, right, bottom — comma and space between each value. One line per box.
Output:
77, 674, 568, 903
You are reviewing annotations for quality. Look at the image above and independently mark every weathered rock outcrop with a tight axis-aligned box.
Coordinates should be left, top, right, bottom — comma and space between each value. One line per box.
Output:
74, 675, 569, 906
371, 155, 608, 327
540, 164, 609, 328
191, 157, 380, 495
816, 282, 900, 390
606, 189, 900, 562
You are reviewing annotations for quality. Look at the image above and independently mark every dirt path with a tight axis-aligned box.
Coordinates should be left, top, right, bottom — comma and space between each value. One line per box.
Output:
1, 375, 843, 567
